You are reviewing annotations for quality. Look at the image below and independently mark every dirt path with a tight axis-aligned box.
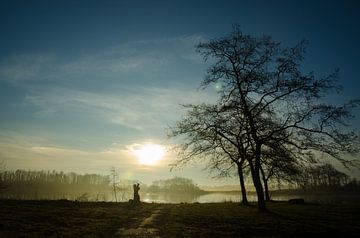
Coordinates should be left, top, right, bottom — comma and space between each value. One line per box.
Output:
115, 205, 171, 237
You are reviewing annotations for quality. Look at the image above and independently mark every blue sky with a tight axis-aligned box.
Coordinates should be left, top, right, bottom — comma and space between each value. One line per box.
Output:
0, 0, 359, 185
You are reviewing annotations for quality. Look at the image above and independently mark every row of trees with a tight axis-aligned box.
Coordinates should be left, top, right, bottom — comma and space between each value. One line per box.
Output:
0, 160, 6, 191
0, 166, 204, 201
148, 177, 203, 193
294, 163, 350, 189
0, 166, 356, 201
169, 26, 359, 211
0, 169, 111, 200
0, 169, 109, 185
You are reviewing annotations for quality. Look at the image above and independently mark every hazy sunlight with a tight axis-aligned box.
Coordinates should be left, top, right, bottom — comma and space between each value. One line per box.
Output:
132, 144, 166, 165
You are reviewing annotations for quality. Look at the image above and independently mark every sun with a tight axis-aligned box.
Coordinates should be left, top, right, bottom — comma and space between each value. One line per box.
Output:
132, 144, 166, 165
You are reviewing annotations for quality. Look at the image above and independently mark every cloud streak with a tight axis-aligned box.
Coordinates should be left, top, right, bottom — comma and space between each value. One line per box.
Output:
1, 34, 212, 130
24, 86, 215, 130
0, 35, 205, 87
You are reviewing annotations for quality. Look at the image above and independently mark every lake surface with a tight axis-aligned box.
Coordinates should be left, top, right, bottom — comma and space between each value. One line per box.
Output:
2, 190, 359, 204
141, 192, 250, 203
141, 191, 360, 204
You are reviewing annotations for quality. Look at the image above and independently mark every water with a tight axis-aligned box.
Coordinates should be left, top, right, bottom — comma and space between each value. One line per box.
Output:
1, 190, 359, 204
141, 191, 360, 204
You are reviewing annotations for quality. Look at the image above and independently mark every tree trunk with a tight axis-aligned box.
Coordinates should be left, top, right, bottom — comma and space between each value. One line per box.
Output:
251, 148, 267, 211
264, 179, 270, 201
237, 164, 248, 205
113, 183, 117, 202
260, 166, 271, 201
237, 84, 265, 211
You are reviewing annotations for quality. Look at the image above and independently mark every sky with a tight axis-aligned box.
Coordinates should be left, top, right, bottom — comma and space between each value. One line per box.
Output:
0, 0, 360, 185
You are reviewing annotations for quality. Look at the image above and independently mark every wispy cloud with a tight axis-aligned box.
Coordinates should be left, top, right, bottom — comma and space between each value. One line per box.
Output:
30, 146, 91, 157
24, 86, 215, 130
0, 54, 56, 85
1, 34, 212, 130
0, 35, 206, 87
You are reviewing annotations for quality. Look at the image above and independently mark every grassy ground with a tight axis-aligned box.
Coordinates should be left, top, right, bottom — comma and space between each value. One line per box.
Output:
160, 202, 360, 237
0, 200, 160, 237
0, 200, 359, 237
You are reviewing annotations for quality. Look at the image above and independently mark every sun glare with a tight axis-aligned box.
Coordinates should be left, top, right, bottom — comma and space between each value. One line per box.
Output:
132, 144, 166, 165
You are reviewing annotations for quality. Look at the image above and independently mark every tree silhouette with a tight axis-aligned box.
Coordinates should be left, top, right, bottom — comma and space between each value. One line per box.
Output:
169, 103, 252, 204
170, 25, 359, 211
295, 163, 350, 189
0, 160, 7, 191
149, 177, 203, 193
110, 167, 119, 202
259, 143, 301, 201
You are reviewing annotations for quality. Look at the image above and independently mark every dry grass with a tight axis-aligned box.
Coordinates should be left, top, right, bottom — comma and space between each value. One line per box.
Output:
0, 200, 158, 237
159, 202, 360, 237
0, 200, 359, 237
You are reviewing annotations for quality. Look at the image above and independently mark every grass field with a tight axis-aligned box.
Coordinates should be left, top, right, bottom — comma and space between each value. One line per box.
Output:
0, 200, 359, 237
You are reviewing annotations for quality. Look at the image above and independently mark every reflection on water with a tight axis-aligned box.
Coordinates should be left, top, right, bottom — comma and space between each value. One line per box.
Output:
142, 193, 200, 203
142, 192, 256, 203
141, 191, 360, 204
270, 193, 360, 204
1, 190, 359, 204
196, 193, 255, 203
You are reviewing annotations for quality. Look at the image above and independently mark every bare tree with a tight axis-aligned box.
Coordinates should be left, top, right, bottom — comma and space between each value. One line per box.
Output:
0, 160, 7, 191
169, 103, 252, 204
110, 167, 119, 202
171, 26, 359, 211
259, 144, 301, 201
295, 163, 349, 189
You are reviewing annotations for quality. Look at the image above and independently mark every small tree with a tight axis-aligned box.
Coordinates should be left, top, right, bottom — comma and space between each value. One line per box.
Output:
0, 160, 7, 192
110, 167, 119, 202
259, 144, 301, 201
169, 103, 251, 204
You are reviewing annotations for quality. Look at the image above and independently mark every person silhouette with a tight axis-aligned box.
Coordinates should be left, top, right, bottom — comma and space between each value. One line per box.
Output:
133, 183, 140, 203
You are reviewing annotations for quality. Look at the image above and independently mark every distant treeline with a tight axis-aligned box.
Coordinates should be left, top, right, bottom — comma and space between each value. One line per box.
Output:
281, 163, 360, 192
294, 164, 349, 189
0, 170, 111, 200
1, 167, 358, 201
0, 170, 204, 201
147, 177, 204, 194
0, 170, 109, 185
